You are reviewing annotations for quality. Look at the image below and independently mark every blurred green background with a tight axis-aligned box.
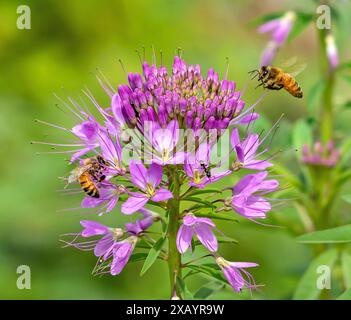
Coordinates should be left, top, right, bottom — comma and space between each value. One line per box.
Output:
1, 0, 351, 299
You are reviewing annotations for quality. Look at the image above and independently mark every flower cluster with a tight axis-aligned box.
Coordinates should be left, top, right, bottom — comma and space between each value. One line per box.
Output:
41, 55, 281, 297
302, 140, 340, 168
258, 11, 296, 66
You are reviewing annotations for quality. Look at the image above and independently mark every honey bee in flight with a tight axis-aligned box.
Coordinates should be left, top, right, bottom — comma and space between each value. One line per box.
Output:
66, 155, 107, 198
249, 64, 304, 98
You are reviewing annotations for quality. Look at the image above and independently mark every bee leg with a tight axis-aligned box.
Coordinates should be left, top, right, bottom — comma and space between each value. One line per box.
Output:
98, 175, 106, 182
248, 69, 259, 80
255, 82, 264, 89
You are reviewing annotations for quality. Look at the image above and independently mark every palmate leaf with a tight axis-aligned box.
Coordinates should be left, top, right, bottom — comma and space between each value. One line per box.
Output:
341, 251, 351, 289
293, 249, 338, 300
140, 237, 166, 276
296, 225, 351, 244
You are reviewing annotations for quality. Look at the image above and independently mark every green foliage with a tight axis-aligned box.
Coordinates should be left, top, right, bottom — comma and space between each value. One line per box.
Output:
176, 276, 194, 300
140, 237, 166, 276
292, 119, 313, 152
307, 80, 326, 113
296, 225, 351, 244
287, 12, 314, 43
337, 289, 351, 300
293, 249, 338, 300
341, 251, 351, 289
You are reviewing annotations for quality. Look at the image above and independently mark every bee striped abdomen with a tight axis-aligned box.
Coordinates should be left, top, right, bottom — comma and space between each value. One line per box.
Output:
79, 172, 99, 198
284, 74, 303, 98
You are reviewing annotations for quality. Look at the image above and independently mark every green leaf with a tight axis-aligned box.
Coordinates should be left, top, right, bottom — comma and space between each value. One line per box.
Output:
183, 197, 216, 208
194, 236, 238, 247
307, 80, 325, 113
129, 253, 148, 263
186, 264, 227, 284
292, 119, 313, 152
194, 211, 238, 223
337, 289, 351, 300
249, 12, 283, 27
341, 251, 351, 289
342, 195, 351, 204
337, 60, 351, 71
296, 225, 351, 244
140, 237, 166, 276
293, 249, 338, 300
194, 282, 225, 300
288, 12, 313, 43
186, 189, 222, 197
176, 276, 194, 300
340, 100, 351, 109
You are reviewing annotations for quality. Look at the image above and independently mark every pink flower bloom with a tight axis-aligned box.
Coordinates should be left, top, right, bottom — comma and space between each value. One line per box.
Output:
81, 182, 125, 216
176, 213, 218, 253
110, 237, 137, 275
184, 143, 231, 189
125, 208, 160, 235
147, 120, 186, 165
70, 118, 100, 162
229, 171, 278, 220
216, 256, 258, 292
121, 162, 173, 214
302, 140, 340, 168
230, 128, 272, 171
326, 34, 339, 71
97, 131, 126, 175
258, 11, 296, 65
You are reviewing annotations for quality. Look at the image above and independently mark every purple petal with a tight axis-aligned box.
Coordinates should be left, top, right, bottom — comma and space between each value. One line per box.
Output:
147, 163, 163, 189
80, 220, 109, 237
230, 128, 240, 148
151, 188, 173, 202
238, 113, 260, 124
121, 194, 149, 215
176, 225, 193, 254
111, 94, 126, 127
194, 224, 218, 252
72, 121, 97, 142
110, 242, 134, 275
258, 19, 280, 34
129, 161, 148, 190
244, 160, 273, 170
94, 233, 114, 257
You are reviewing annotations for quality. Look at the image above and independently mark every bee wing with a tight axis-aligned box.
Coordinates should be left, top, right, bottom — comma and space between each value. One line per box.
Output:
278, 57, 307, 77
67, 164, 91, 183
280, 56, 298, 69
289, 63, 307, 77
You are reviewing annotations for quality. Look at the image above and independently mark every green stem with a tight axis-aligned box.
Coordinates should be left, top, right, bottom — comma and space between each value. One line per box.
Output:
167, 168, 182, 299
